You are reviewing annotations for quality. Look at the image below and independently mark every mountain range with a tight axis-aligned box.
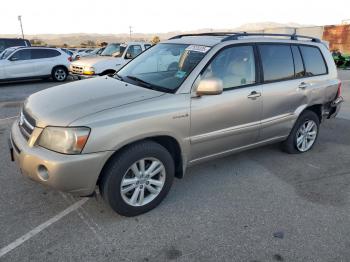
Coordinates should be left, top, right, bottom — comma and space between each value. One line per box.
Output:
0, 22, 315, 47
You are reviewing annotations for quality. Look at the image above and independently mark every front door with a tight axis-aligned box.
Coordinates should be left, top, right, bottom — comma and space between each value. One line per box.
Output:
5, 49, 34, 79
190, 45, 262, 161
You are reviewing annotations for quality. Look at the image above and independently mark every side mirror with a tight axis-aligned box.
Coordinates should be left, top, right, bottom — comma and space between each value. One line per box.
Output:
9, 57, 19, 62
196, 78, 223, 96
125, 53, 133, 59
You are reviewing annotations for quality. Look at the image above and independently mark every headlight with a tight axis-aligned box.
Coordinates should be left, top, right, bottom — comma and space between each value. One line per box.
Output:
83, 66, 95, 75
38, 127, 90, 154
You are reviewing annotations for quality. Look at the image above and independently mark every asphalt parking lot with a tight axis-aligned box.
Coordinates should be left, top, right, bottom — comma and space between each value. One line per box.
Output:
0, 72, 350, 262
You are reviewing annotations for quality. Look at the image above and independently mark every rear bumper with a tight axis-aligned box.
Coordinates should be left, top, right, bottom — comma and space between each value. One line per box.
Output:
10, 120, 113, 196
327, 96, 344, 119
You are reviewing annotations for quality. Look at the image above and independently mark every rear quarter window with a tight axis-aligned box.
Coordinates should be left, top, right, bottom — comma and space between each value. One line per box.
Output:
258, 44, 294, 82
299, 46, 327, 76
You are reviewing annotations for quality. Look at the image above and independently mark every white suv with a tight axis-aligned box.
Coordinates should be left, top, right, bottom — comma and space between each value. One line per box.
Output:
69, 42, 151, 79
0, 47, 71, 82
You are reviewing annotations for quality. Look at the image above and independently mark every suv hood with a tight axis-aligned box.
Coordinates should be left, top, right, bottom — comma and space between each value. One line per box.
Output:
72, 56, 121, 67
24, 77, 164, 127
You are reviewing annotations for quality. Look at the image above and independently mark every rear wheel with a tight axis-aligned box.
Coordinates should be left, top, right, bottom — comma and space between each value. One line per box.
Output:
282, 110, 320, 154
99, 141, 175, 217
52, 66, 67, 82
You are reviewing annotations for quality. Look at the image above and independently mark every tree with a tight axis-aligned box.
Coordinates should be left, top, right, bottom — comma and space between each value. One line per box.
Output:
30, 39, 47, 46
100, 41, 108, 47
151, 36, 160, 45
63, 43, 68, 48
86, 40, 95, 47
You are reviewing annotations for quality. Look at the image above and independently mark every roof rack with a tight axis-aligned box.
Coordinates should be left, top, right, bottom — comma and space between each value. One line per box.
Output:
221, 33, 321, 43
168, 32, 321, 43
169, 32, 245, 40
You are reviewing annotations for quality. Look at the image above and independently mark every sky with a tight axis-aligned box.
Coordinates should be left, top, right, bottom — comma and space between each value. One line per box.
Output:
1, 0, 350, 35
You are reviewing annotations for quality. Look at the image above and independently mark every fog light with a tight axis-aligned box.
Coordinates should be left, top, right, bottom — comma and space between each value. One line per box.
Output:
37, 165, 49, 181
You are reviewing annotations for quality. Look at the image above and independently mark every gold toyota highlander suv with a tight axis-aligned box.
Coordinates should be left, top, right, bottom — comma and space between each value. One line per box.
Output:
9, 33, 343, 216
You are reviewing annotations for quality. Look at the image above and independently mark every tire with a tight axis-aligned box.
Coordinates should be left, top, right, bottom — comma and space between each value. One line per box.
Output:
52, 66, 68, 82
99, 141, 175, 217
282, 110, 320, 154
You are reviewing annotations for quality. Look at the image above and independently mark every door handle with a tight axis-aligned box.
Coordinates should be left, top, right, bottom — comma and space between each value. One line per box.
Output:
247, 91, 261, 99
298, 82, 308, 89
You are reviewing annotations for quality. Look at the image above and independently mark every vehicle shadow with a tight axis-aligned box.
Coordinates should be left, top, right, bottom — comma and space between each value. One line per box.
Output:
241, 118, 350, 207
0, 76, 74, 87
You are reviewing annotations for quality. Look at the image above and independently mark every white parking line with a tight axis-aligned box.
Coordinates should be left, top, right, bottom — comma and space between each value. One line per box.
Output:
0, 198, 89, 258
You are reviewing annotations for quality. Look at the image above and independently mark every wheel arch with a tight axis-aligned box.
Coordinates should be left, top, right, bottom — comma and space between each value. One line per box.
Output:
295, 104, 323, 123
51, 65, 68, 74
97, 135, 185, 187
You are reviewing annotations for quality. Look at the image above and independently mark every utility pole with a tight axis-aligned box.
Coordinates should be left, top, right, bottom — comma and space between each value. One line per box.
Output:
18, 15, 24, 39
129, 26, 132, 41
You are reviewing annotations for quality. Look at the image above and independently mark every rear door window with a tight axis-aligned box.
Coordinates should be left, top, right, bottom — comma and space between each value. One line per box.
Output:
32, 49, 61, 59
291, 45, 305, 78
299, 46, 327, 76
258, 44, 294, 82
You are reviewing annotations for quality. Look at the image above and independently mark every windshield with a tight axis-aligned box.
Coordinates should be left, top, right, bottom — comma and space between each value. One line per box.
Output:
0, 48, 16, 59
100, 43, 125, 57
117, 43, 210, 93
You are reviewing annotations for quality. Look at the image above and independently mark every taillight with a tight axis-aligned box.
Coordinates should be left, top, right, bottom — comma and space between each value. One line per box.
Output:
68, 56, 72, 62
337, 81, 342, 98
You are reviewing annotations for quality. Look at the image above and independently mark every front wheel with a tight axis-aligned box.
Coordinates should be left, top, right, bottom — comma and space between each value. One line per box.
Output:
99, 141, 175, 216
282, 110, 320, 154
52, 66, 68, 82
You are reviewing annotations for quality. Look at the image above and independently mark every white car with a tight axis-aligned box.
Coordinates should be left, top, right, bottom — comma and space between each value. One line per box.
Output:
0, 47, 71, 82
69, 42, 151, 79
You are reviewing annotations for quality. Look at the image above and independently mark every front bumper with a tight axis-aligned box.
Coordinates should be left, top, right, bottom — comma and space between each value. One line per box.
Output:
10, 120, 113, 196
69, 72, 97, 80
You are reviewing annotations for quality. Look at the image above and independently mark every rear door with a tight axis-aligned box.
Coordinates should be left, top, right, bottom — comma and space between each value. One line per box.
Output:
31, 49, 62, 75
190, 45, 263, 161
258, 44, 328, 141
5, 49, 35, 78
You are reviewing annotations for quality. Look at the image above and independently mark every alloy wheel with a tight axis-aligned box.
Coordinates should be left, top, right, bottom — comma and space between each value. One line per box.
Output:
120, 158, 166, 207
296, 119, 318, 152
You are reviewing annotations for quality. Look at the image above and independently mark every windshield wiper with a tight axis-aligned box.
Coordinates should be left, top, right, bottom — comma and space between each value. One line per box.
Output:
126, 75, 170, 93
114, 73, 124, 81
127, 75, 153, 87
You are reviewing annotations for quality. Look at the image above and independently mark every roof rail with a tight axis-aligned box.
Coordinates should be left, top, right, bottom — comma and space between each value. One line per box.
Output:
221, 33, 321, 43
169, 32, 245, 40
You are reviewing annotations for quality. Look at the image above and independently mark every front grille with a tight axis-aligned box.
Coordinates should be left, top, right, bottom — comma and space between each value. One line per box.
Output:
19, 109, 35, 141
71, 65, 84, 74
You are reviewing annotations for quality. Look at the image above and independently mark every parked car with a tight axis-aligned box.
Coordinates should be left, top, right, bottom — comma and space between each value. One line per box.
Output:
69, 42, 149, 79
74, 47, 105, 60
60, 48, 74, 58
0, 46, 71, 82
0, 38, 31, 53
72, 48, 93, 60
10, 33, 343, 216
